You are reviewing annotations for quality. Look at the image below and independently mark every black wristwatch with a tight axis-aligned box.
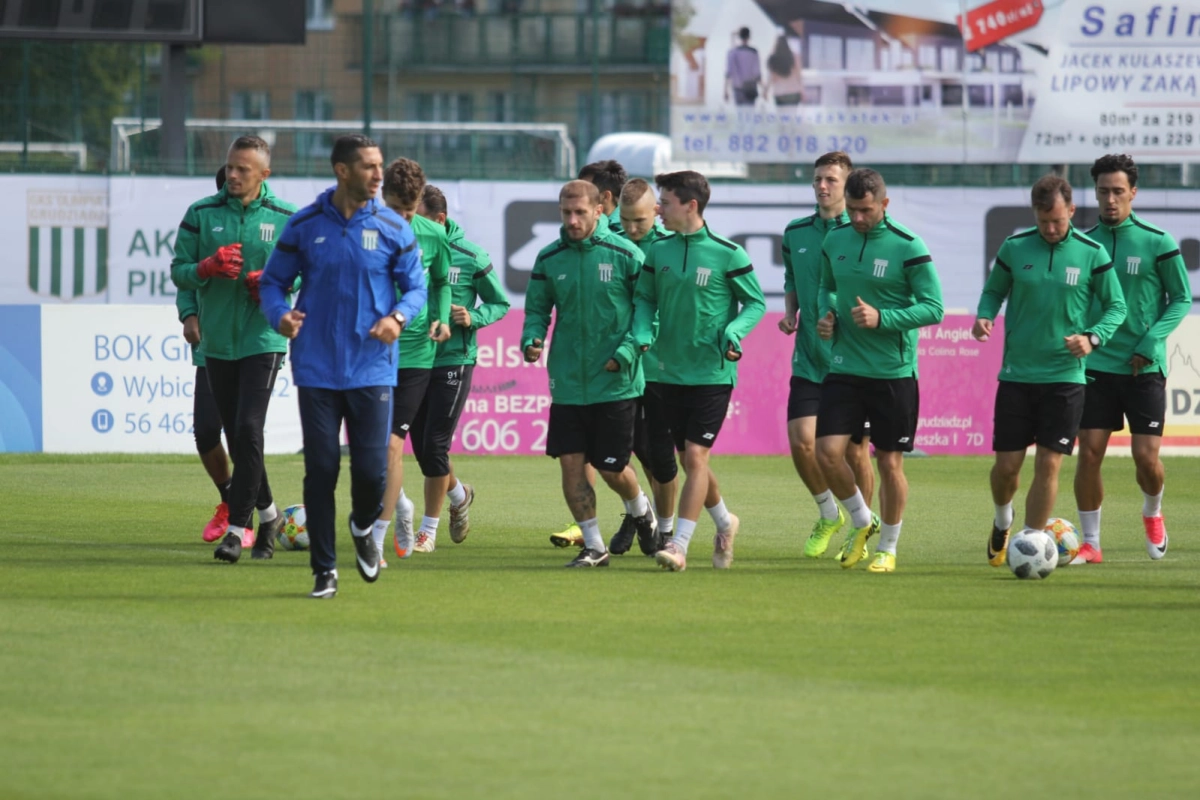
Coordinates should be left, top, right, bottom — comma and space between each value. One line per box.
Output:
1086, 332, 1101, 348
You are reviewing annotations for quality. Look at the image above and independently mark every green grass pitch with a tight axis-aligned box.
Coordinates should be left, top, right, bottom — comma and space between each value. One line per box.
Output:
2, 453, 1198, 799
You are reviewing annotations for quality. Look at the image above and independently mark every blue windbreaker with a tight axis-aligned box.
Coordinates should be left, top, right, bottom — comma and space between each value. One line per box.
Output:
260, 187, 427, 390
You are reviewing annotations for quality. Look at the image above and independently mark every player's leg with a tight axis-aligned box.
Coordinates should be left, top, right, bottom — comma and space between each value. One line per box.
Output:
547, 404, 606, 566
425, 365, 475, 545
298, 387, 346, 597
204, 356, 250, 562
865, 377, 918, 573
194, 366, 232, 542
1028, 383, 1090, 564
787, 376, 845, 556
1128, 371, 1169, 558
847, 424, 875, 506
1074, 370, 1121, 559
1025, 445, 1064, 532
408, 386, 440, 555
377, 368, 430, 559
230, 353, 285, 560
815, 377, 876, 567
343, 385, 392, 584
593, 399, 658, 556
643, 381, 679, 540
988, 381, 1037, 566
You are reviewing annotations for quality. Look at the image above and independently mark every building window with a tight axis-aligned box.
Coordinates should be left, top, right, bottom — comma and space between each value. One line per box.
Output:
1000, 51, 1015, 72
918, 44, 937, 70
940, 46, 959, 73
295, 91, 334, 156
405, 92, 476, 149
577, 90, 652, 148
845, 37, 874, 71
809, 34, 843, 71
307, 0, 335, 30
230, 91, 269, 120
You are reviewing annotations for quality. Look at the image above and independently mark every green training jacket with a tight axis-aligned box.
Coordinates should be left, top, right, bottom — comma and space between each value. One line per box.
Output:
633, 224, 766, 387
977, 225, 1125, 384
521, 216, 645, 405
818, 214, 944, 380
783, 209, 850, 382
624, 222, 669, 384
170, 182, 297, 361
434, 219, 511, 367
397, 213, 452, 370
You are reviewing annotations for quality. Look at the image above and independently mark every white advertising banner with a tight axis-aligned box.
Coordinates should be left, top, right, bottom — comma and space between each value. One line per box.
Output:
40, 305, 302, 454
669, 0, 1200, 164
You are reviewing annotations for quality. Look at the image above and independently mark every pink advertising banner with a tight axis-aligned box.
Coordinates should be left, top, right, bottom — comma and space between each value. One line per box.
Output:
448, 313, 1003, 457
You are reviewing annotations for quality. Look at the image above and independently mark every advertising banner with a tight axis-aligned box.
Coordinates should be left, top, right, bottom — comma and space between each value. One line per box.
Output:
669, 0, 1200, 164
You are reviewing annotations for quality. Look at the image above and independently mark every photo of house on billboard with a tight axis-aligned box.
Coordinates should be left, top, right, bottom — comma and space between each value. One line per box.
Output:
671, 0, 1200, 164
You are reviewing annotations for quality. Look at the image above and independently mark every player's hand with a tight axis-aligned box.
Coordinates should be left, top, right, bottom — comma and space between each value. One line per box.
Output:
429, 321, 452, 343
1130, 354, 1151, 376
778, 313, 797, 335
370, 315, 403, 345
1063, 334, 1093, 358
817, 311, 836, 340
278, 310, 305, 339
524, 338, 543, 363
197, 243, 243, 280
244, 270, 263, 303
450, 303, 473, 328
182, 315, 201, 345
725, 344, 742, 362
972, 317, 993, 342
851, 296, 879, 329
605, 358, 620, 372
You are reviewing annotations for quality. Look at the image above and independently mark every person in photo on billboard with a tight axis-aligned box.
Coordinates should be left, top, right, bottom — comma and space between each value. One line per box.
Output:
521, 179, 657, 568
765, 32, 803, 108
973, 175, 1126, 568
724, 26, 763, 107
1072, 154, 1192, 564
779, 152, 874, 561
372, 158, 453, 562
579, 159, 628, 237
815, 168, 944, 574
259, 134, 427, 599
176, 164, 278, 545
414, 183, 511, 552
633, 171, 766, 572
613, 177, 679, 555
170, 137, 298, 564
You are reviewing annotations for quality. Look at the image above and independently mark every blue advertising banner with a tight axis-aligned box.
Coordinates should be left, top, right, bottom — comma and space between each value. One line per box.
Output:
0, 306, 43, 452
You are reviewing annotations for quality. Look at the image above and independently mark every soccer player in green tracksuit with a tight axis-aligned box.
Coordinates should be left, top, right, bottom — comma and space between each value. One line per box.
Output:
974, 174, 1126, 568
522, 179, 658, 568
633, 170, 766, 573
413, 184, 511, 550
579, 159, 627, 237
815, 168, 944, 574
779, 151, 875, 560
170, 136, 297, 564
1073, 155, 1192, 563
373, 158, 452, 563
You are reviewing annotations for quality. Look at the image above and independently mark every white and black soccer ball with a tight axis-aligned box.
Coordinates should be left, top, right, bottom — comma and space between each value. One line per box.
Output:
1006, 530, 1058, 580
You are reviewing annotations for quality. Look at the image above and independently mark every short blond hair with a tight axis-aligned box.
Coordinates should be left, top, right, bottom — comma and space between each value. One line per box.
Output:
559, 179, 601, 205
619, 178, 654, 205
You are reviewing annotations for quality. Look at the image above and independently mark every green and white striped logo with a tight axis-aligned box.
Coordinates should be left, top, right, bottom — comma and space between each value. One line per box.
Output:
27, 189, 109, 300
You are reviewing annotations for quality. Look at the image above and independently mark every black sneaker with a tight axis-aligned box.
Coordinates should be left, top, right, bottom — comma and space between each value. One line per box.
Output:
634, 511, 661, 555
214, 531, 242, 563
608, 515, 637, 555
251, 514, 284, 560
310, 571, 337, 599
566, 548, 610, 568
350, 515, 380, 583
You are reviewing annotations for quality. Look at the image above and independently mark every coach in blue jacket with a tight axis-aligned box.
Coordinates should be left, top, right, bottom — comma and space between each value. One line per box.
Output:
261, 134, 427, 599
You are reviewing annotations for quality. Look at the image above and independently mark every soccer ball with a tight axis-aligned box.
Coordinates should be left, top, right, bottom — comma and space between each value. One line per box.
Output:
1044, 517, 1080, 567
276, 504, 309, 551
1006, 529, 1058, 580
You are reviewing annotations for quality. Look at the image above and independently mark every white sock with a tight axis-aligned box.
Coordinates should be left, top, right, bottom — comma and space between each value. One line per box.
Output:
350, 519, 372, 538
841, 489, 870, 528
227, 524, 248, 540
707, 499, 732, 532
657, 514, 675, 534
674, 518, 698, 551
624, 492, 650, 518
256, 503, 278, 524
420, 516, 439, 536
1078, 509, 1101, 548
813, 490, 839, 522
447, 480, 467, 506
372, 518, 392, 554
994, 502, 1013, 531
1143, 489, 1164, 517
878, 521, 902, 555
579, 517, 605, 552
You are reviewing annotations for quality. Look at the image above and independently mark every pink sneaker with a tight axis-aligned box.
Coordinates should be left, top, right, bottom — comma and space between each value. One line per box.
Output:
655, 540, 687, 572
1143, 515, 1169, 560
203, 503, 229, 543
240, 526, 256, 549
713, 513, 740, 569
1069, 542, 1103, 565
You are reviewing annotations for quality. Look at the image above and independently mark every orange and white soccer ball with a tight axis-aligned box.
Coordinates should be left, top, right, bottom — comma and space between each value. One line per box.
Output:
1044, 517, 1080, 567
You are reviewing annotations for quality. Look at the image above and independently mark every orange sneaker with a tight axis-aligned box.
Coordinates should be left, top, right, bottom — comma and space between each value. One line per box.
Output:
1143, 515, 1168, 560
1069, 543, 1103, 565
203, 502, 229, 543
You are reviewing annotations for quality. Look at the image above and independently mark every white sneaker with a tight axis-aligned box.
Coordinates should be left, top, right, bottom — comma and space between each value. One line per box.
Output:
713, 513, 739, 569
414, 530, 436, 553
393, 497, 415, 559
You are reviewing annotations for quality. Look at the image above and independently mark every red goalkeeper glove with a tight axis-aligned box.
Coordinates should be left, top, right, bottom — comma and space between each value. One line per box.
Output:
197, 243, 243, 280
244, 270, 263, 303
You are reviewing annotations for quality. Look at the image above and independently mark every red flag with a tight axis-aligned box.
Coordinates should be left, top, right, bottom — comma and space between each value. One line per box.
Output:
957, 0, 1044, 52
